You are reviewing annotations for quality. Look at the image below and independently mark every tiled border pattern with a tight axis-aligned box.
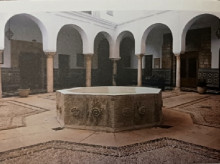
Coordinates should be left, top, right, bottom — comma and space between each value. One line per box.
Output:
0, 100, 49, 131
168, 96, 220, 128
198, 68, 219, 88
0, 138, 219, 162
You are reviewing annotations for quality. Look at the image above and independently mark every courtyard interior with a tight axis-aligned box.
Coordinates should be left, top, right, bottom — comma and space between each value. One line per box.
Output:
0, 90, 219, 163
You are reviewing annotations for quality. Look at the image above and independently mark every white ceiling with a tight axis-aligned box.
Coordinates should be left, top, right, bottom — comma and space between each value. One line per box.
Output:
0, 0, 219, 13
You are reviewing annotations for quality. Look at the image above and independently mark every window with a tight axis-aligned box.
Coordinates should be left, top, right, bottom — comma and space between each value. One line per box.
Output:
82, 11, 92, 15
154, 58, 160, 69
106, 11, 113, 16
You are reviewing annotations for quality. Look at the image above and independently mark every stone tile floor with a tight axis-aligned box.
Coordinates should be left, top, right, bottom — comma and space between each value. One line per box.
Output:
0, 90, 219, 163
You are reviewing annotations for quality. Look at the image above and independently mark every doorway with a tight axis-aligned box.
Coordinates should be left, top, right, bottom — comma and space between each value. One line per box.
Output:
181, 52, 198, 88
19, 53, 43, 89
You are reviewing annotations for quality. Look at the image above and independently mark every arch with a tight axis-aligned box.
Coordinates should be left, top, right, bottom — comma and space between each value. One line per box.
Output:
141, 23, 173, 54
94, 31, 113, 58
56, 24, 85, 88
3, 13, 48, 93
181, 13, 220, 53
56, 24, 89, 54
5, 13, 48, 50
94, 31, 113, 46
180, 13, 220, 88
116, 31, 136, 86
115, 31, 135, 58
93, 31, 113, 86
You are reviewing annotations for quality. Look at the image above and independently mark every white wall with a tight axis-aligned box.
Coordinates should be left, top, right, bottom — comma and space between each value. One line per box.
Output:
99, 11, 160, 24
0, 10, 220, 69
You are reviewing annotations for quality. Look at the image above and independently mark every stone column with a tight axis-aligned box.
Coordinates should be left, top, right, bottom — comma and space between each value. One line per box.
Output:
111, 58, 120, 86
85, 54, 93, 87
0, 50, 3, 98
45, 52, 55, 93
175, 54, 181, 90
137, 54, 144, 87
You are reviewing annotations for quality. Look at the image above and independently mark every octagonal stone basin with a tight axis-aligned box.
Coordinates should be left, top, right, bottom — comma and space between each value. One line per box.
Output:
56, 86, 163, 132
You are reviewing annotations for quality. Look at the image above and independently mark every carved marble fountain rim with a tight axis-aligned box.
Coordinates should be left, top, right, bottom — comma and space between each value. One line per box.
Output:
57, 86, 161, 96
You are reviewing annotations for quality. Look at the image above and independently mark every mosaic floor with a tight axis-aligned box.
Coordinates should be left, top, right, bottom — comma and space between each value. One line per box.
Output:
0, 91, 219, 163
0, 138, 219, 164
0, 100, 48, 130
172, 95, 220, 128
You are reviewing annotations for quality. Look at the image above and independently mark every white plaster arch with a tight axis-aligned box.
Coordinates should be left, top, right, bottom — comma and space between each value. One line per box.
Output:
4, 13, 48, 51
94, 31, 113, 46
94, 31, 113, 58
114, 30, 135, 59
0, 14, 10, 50
141, 23, 173, 54
1, 13, 49, 67
115, 11, 178, 55
180, 13, 220, 54
56, 24, 89, 55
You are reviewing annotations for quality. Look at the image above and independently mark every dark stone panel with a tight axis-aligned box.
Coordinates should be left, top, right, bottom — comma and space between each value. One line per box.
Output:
3, 40, 47, 94
54, 68, 86, 89
92, 68, 113, 86
152, 69, 173, 86
2, 68, 20, 92
198, 69, 219, 88
186, 28, 211, 52
69, 69, 86, 87
54, 68, 59, 89
117, 68, 137, 86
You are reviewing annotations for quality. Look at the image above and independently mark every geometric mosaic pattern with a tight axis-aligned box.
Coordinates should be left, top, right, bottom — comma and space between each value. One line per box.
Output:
198, 68, 219, 88
0, 138, 219, 163
0, 100, 48, 131
170, 95, 220, 128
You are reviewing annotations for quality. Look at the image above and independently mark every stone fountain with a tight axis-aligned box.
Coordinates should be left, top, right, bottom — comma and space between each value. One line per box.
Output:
56, 86, 162, 132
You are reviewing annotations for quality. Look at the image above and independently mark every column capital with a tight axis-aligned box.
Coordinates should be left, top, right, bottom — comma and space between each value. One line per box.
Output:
174, 53, 181, 57
136, 53, 145, 56
136, 53, 144, 57
45, 52, 56, 58
84, 53, 93, 56
110, 57, 121, 61
136, 54, 144, 60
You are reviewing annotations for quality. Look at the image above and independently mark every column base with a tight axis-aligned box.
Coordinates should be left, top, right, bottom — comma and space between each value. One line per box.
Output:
174, 87, 181, 92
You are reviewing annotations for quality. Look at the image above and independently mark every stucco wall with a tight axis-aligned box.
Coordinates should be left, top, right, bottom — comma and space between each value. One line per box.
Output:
0, 10, 219, 70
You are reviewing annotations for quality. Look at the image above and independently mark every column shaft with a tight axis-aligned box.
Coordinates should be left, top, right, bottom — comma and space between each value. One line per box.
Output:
0, 50, 3, 98
46, 52, 55, 93
175, 54, 181, 89
85, 54, 93, 87
0, 65, 2, 98
111, 58, 119, 86
137, 54, 144, 87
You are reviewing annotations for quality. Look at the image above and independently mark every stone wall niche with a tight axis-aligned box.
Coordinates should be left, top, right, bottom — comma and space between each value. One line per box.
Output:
56, 86, 163, 132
